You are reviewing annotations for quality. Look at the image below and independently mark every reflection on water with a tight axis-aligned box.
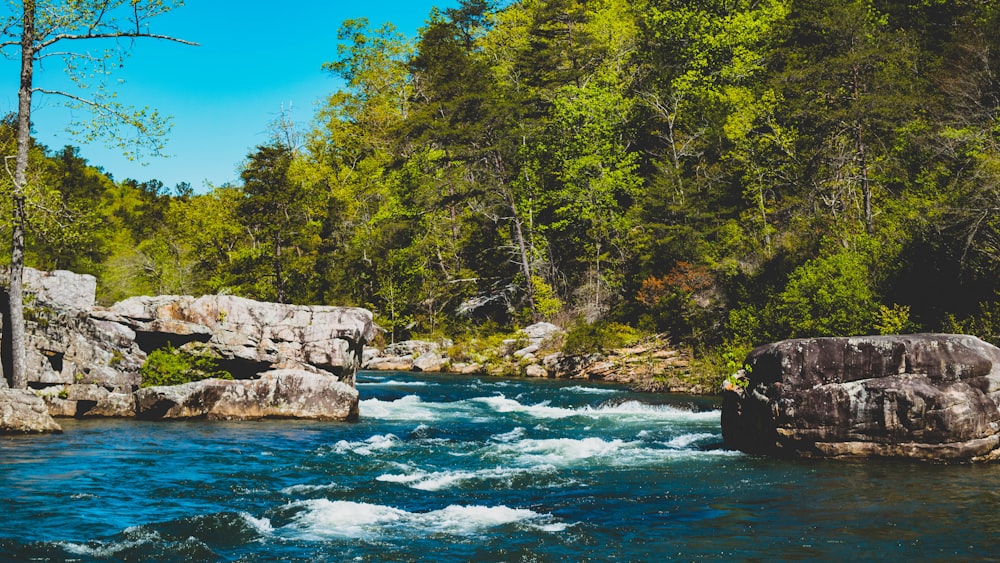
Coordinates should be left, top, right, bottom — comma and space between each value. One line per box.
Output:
1, 371, 1000, 561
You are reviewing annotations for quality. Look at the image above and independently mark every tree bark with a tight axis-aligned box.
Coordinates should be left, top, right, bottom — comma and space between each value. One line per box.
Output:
8, 2, 35, 389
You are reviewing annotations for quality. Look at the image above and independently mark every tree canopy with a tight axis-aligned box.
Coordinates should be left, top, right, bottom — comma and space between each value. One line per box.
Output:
8, 0, 1000, 366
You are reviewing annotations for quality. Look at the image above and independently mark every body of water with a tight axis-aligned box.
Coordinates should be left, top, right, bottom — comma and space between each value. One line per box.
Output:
2, 371, 1000, 561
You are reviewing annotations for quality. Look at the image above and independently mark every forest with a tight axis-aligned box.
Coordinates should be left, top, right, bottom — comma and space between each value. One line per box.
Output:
3, 0, 1000, 374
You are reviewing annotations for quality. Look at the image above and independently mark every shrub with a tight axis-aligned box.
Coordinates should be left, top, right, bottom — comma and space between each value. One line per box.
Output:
563, 320, 642, 355
775, 250, 878, 337
140, 343, 233, 388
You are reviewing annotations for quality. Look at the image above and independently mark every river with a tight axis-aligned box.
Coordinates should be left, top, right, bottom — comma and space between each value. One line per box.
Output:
1, 371, 999, 561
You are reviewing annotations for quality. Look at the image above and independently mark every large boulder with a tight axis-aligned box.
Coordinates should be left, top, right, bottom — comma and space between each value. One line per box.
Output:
721, 334, 1000, 461
97, 295, 377, 384
14, 268, 146, 393
0, 389, 62, 433
134, 370, 359, 421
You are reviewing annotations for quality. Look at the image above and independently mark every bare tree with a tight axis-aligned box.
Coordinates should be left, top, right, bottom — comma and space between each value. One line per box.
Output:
0, 1, 194, 388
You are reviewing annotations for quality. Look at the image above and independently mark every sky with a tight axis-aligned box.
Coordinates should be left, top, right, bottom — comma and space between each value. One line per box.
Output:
0, 1, 456, 192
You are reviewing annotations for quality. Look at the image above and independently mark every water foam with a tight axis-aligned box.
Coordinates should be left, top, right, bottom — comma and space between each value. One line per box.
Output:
359, 395, 441, 421
281, 499, 563, 539
474, 395, 720, 422
358, 380, 430, 387
564, 385, 621, 395
664, 432, 717, 449
376, 464, 557, 491
330, 433, 401, 456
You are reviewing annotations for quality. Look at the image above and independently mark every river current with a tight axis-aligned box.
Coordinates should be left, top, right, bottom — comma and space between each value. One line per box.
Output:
2, 371, 1000, 561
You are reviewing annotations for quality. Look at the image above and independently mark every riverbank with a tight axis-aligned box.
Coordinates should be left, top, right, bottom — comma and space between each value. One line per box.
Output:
363, 323, 715, 395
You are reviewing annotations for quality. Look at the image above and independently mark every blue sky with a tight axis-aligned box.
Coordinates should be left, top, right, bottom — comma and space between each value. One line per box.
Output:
1, 1, 455, 192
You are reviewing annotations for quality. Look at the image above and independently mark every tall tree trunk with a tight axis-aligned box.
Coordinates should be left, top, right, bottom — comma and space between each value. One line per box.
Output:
9, 2, 35, 389
506, 191, 536, 317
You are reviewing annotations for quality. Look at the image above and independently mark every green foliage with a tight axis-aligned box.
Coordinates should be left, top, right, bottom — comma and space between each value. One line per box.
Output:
14, 0, 1000, 377
942, 300, 1000, 347
563, 320, 643, 355
139, 344, 233, 388
775, 250, 879, 337
874, 304, 916, 335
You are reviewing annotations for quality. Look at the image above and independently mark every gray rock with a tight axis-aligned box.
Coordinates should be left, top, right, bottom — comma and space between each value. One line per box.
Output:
5, 269, 377, 422
364, 356, 416, 371
513, 344, 539, 358
23, 267, 96, 311
524, 364, 548, 378
412, 352, 444, 372
522, 322, 563, 342
22, 288, 145, 393
0, 389, 62, 433
381, 340, 444, 358
103, 294, 377, 383
135, 370, 358, 421
38, 385, 136, 418
721, 334, 1000, 461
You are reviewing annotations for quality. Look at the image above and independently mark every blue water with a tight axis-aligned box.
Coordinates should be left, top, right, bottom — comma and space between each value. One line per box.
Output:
2, 372, 1000, 561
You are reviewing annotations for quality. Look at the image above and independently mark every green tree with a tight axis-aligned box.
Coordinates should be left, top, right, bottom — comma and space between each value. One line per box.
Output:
776, 249, 879, 337
0, 0, 192, 388
235, 143, 321, 304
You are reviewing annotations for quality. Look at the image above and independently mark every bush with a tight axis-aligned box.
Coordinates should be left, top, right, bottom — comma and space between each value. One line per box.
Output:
140, 343, 233, 388
563, 320, 643, 355
775, 250, 878, 337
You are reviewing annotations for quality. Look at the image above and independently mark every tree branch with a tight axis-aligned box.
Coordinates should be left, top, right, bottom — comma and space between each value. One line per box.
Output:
39, 31, 198, 50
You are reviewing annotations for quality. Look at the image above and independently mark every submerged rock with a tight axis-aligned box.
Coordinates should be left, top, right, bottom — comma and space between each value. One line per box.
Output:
135, 370, 359, 421
721, 334, 1000, 461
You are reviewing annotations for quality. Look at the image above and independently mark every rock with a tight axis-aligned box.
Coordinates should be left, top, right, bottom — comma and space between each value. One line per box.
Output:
522, 322, 563, 342
363, 340, 453, 372
365, 356, 416, 371
524, 364, 548, 378
23, 268, 96, 311
513, 344, 539, 358
0, 389, 62, 433
17, 269, 146, 393
382, 340, 446, 358
38, 385, 135, 418
135, 371, 358, 421
100, 295, 377, 383
721, 334, 1000, 461
412, 352, 445, 372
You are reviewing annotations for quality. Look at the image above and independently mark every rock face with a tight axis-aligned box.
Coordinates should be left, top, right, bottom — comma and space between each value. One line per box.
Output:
721, 334, 1000, 461
2, 268, 377, 424
0, 389, 62, 433
98, 295, 377, 384
135, 370, 359, 421
19, 268, 144, 393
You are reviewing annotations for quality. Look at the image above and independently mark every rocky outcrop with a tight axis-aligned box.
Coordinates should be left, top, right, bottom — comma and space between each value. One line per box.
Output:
97, 295, 377, 384
721, 334, 1000, 461
3, 268, 376, 423
20, 269, 145, 393
135, 370, 359, 421
363, 340, 449, 372
0, 389, 62, 433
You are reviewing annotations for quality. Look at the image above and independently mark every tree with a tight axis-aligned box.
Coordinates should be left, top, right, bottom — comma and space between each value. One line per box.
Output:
236, 142, 321, 304
0, 1, 193, 388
